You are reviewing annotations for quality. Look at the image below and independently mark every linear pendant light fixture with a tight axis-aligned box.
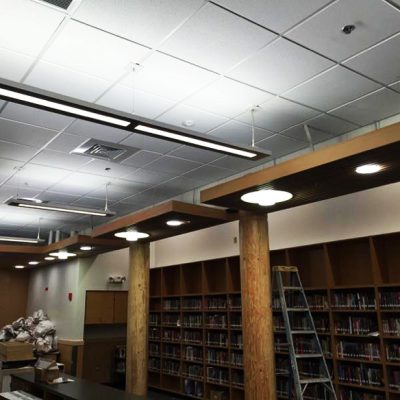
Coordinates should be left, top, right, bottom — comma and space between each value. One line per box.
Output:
0, 79, 270, 160
0, 235, 44, 244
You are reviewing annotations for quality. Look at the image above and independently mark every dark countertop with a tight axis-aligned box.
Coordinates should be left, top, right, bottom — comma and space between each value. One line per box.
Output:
11, 372, 143, 400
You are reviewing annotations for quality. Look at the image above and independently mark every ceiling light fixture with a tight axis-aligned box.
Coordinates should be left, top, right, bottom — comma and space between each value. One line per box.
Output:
6, 198, 115, 217
49, 250, 77, 260
241, 189, 293, 206
80, 246, 92, 251
0, 87, 130, 127
355, 163, 383, 175
44, 257, 55, 261
134, 125, 259, 159
166, 220, 189, 227
28, 261, 40, 265
0, 235, 44, 244
114, 229, 149, 242
14, 265, 25, 269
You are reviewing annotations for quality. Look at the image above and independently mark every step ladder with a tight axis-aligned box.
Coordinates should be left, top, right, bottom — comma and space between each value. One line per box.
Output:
272, 266, 337, 400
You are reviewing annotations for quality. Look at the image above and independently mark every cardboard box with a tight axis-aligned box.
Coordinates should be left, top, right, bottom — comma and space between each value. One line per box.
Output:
210, 391, 226, 400
34, 359, 60, 383
0, 342, 34, 361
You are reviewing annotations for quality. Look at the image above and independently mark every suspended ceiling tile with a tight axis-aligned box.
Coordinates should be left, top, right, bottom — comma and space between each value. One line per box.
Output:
66, 119, 131, 143
97, 84, 175, 120
212, 0, 332, 33
280, 125, 334, 144
46, 133, 88, 153
286, 0, 400, 62
256, 134, 308, 158
0, 118, 58, 147
72, 196, 111, 209
183, 165, 234, 182
25, 61, 111, 102
50, 172, 111, 194
42, 20, 150, 82
39, 190, 81, 204
330, 88, 400, 126
145, 155, 202, 175
73, 0, 204, 48
0, 158, 25, 183
0, 0, 64, 57
185, 78, 274, 118
210, 155, 267, 172
228, 38, 334, 94
0, 184, 41, 203
78, 159, 137, 179
168, 146, 222, 164
208, 120, 274, 145
0, 141, 38, 163
156, 104, 228, 133
31, 149, 91, 171
122, 168, 175, 185
121, 150, 162, 168
1, 102, 74, 131
305, 114, 359, 136
391, 81, 400, 92
0, 48, 35, 82
160, 2, 276, 72
153, 176, 201, 193
87, 179, 150, 201
344, 33, 400, 85
121, 52, 218, 102
237, 97, 319, 132
284, 66, 381, 112
120, 133, 181, 154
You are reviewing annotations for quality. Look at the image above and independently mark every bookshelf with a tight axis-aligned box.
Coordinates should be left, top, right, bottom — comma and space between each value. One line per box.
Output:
149, 231, 400, 399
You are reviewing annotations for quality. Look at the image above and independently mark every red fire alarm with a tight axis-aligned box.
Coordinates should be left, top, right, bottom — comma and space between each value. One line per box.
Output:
68, 292, 73, 302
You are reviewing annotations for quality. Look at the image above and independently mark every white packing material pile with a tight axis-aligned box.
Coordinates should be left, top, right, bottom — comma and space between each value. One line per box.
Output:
0, 309, 58, 354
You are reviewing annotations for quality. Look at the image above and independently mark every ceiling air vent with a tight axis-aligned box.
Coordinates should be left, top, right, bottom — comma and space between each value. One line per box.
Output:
71, 139, 139, 162
38, 0, 74, 10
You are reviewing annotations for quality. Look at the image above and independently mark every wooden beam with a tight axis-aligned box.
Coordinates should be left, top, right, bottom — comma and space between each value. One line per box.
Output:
201, 122, 400, 203
239, 211, 276, 400
126, 242, 150, 398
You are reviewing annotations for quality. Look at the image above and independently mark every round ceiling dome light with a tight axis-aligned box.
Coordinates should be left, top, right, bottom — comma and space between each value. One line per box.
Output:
49, 250, 77, 260
80, 246, 92, 251
15, 265, 25, 269
241, 189, 293, 207
44, 256, 55, 261
355, 163, 383, 175
28, 261, 39, 265
114, 229, 149, 242
166, 220, 189, 227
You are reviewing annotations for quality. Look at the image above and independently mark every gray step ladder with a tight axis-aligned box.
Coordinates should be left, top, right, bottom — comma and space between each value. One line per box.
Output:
272, 266, 337, 400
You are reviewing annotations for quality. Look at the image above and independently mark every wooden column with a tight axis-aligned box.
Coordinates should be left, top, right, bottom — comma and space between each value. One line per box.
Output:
239, 211, 276, 400
126, 242, 150, 398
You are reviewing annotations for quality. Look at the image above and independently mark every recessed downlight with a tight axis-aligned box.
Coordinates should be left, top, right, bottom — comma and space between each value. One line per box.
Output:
166, 220, 189, 227
29, 261, 40, 265
241, 189, 293, 207
80, 246, 92, 251
14, 265, 25, 269
114, 230, 149, 242
44, 256, 55, 261
49, 250, 77, 260
355, 163, 383, 175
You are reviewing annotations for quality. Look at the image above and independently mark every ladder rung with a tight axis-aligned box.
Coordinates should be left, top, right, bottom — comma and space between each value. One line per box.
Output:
299, 377, 330, 384
287, 308, 308, 312
291, 330, 315, 335
283, 286, 303, 291
295, 353, 323, 358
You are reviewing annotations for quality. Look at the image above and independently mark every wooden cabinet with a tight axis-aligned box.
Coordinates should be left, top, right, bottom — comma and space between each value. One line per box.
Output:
85, 291, 128, 325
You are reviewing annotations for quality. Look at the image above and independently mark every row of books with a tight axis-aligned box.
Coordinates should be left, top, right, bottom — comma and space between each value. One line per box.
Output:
163, 329, 181, 341
205, 296, 227, 310
307, 293, 329, 309
380, 290, 400, 309
230, 351, 243, 367
293, 337, 319, 354
277, 378, 334, 400
163, 313, 180, 326
149, 343, 160, 355
184, 379, 203, 397
184, 346, 203, 361
206, 314, 227, 328
337, 364, 383, 386
207, 349, 229, 365
331, 292, 376, 310
206, 332, 228, 347
182, 314, 202, 327
182, 297, 202, 310
149, 313, 159, 325
149, 357, 161, 371
337, 341, 380, 361
206, 366, 229, 384
163, 344, 180, 358
231, 369, 244, 387
339, 389, 384, 400
162, 359, 180, 375
389, 369, 400, 391
163, 299, 180, 310
386, 343, 400, 361
382, 317, 400, 336
334, 316, 377, 335
182, 364, 203, 379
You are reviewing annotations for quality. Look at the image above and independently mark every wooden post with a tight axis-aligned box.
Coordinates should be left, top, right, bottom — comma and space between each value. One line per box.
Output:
239, 211, 276, 400
126, 242, 150, 398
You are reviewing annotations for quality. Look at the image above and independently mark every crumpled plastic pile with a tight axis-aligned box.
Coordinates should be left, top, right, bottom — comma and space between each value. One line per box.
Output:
0, 309, 58, 354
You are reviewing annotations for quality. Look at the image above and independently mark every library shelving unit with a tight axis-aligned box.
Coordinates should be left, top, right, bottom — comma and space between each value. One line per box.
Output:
149, 231, 400, 400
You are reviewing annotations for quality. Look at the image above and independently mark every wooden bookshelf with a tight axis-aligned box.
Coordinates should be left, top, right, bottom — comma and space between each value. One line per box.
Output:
149, 231, 400, 399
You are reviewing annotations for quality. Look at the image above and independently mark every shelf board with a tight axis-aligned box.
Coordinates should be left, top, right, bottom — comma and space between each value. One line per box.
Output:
338, 382, 386, 392
336, 357, 382, 364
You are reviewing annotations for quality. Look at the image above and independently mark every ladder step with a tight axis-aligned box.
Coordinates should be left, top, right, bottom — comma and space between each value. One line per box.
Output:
299, 377, 331, 384
287, 308, 308, 312
283, 286, 303, 291
295, 353, 323, 358
291, 330, 315, 334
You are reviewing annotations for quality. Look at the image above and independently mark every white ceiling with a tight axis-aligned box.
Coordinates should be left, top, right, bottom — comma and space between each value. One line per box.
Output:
0, 0, 400, 237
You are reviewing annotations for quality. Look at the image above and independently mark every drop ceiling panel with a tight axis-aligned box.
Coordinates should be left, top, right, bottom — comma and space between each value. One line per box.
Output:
228, 38, 334, 94
26, 61, 111, 102
121, 52, 218, 102
344, 33, 400, 85
39, 191, 81, 204
42, 20, 150, 82
168, 146, 223, 164
306, 114, 359, 136
237, 98, 319, 132
281, 125, 333, 144
0, 118, 58, 147
120, 133, 181, 154
122, 168, 175, 185
0, 184, 41, 203
256, 134, 308, 158
286, 0, 400, 61
391, 81, 400, 92
50, 172, 111, 194
0, 48, 35, 82
1, 102, 74, 131
66, 119, 132, 143
31, 149, 91, 170
71, 196, 111, 209
0, 159, 24, 183
153, 176, 202, 194
160, 2, 277, 72
208, 120, 274, 145
212, 0, 332, 33
330, 88, 400, 126
0, 141, 38, 163
97, 84, 175, 120
0, 0, 64, 57
87, 179, 150, 201
78, 159, 137, 179
46, 133, 88, 153
156, 104, 228, 133
183, 165, 234, 182
284, 66, 381, 111
73, 0, 204, 48
185, 78, 274, 118
145, 156, 202, 175
121, 151, 162, 168
211, 155, 267, 171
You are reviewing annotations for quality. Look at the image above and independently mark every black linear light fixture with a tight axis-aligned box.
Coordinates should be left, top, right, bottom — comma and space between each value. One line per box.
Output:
0, 79, 270, 160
